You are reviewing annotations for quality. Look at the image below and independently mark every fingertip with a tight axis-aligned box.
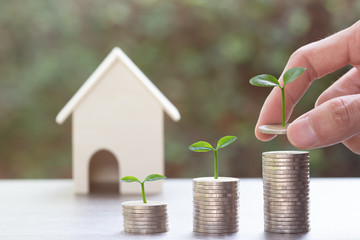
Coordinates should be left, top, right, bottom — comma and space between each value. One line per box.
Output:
254, 125, 276, 141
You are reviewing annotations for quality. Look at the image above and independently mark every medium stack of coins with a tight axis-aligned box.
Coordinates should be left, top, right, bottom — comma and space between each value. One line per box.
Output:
262, 151, 310, 234
122, 201, 168, 234
193, 177, 239, 234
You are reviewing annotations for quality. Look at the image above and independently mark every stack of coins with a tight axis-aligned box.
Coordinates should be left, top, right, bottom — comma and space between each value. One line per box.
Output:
193, 177, 239, 234
262, 151, 310, 234
122, 201, 168, 234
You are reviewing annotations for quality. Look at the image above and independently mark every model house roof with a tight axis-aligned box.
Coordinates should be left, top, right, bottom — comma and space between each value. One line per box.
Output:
56, 47, 181, 124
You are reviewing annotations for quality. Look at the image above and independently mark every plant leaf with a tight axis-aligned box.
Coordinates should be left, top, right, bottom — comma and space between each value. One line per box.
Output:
188, 141, 214, 152
144, 174, 167, 182
283, 67, 306, 86
120, 176, 140, 183
217, 136, 238, 149
249, 74, 280, 87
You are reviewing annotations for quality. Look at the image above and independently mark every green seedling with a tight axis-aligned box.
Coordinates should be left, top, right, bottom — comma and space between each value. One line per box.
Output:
120, 174, 166, 204
249, 67, 306, 127
188, 136, 237, 179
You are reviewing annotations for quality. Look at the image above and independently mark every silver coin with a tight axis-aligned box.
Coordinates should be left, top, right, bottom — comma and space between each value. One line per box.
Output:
123, 212, 168, 218
193, 196, 239, 202
264, 196, 309, 202
193, 188, 238, 194
124, 223, 168, 228
264, 203, 308, 209
194, 222, 238, 229
124, 227, 168, 234
263, 170, 310, 176
194, 200, 238, 205
194, 208, 238, 214
194, 192, 239, 198
263, 188, 309, 194
124, 218, 168, 223
194, 218, 238, 224
263, 195, 309, 201
262, 151, 309, 158
262, 157, 309, 162
259, 124, 288, 135
264, 200, 308, 206
194, 227, 238, 234
194, 215, 238, 221
262, 174, 309, 180
265, 211, 309, 218
122, 201, 166, 209
194, 222, 238, 228
263, 184, 309, 190
263, 181, 309, 187
263, 179, 309, 185
263, 164, 309, 170
122, 209, 167, 215
194, 212, 238, 217
124, 224, 168, 230
263, 160, 309, 165
264, 208, 309, 214
265, 228, 309, 234
193, 184, 238, 190
265, 222, 309, 229
194, 204, 238, 210
194, 177, 238, 184
124, 219, 168, 224
265, 215, 309, 222
263, 177, 309, 183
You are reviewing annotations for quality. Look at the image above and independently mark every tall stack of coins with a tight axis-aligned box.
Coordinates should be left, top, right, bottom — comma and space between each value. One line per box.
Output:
122, 201, 168, 234
262, 151, 310, 234
193, 177, 239, 234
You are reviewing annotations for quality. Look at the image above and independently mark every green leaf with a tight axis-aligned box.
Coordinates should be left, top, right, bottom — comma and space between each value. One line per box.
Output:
144, 174, 167, 182
120, 176, 140, 183
283, 67, 306, 86
249, 74, 280, 87
188, 141, 214, 152
216, 136, 238, 149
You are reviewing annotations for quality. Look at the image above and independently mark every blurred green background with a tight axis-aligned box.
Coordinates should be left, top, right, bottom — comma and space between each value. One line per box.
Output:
0, 0, 359, 179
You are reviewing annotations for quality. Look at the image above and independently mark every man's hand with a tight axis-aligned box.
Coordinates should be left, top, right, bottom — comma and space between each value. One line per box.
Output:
255, 20, 360, 154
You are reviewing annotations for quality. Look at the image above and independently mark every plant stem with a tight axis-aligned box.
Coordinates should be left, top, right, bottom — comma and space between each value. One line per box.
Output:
281, 87, 285, 127
214, 150, 218, 179
141, 182, 147, 203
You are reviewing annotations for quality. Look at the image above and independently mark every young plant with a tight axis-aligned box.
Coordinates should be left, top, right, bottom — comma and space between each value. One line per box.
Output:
188, 136, 237, 179
249, 67, 306, 127
120, 174, 166, 204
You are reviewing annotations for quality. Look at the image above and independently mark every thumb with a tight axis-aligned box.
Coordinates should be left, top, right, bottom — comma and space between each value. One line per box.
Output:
287, 94, 360, 149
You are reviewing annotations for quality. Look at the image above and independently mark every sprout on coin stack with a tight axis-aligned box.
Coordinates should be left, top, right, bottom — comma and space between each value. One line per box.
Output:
120, 174, 168, 234
189, 136, 239, 234
249, 67, 306, 135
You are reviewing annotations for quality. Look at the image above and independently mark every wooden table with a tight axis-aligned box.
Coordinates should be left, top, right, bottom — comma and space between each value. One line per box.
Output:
0, 178, 359, 239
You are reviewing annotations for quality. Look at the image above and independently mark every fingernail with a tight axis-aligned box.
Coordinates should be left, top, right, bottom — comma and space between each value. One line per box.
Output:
288, 117, 318, 148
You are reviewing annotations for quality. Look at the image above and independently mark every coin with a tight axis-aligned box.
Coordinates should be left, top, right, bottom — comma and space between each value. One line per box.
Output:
193, 177, 238, 184
193, 189, 238, 194
264, 216, 308, 222
122, 201, 167, 209
259, 124, 288, 135
124, 227, 169, 234
264, 200, 307, 206
194, 192, 238, 198
194, 222, 238, 229
194, 204, 237, 210
263, 184, 309, 191
194, 208, 238, 214
263, 176, 309, 183
264, 228, 309, 234
262, 173, 309, 180
124, 223, 168, 229
123, 216, 168, 222
262, 157, 309, 161
193, 200, 238, 206
263, 150, 309, 158
193, 227, 238, 234
193, 196, 239, 202
123, 212, 168, 218
263, 195, 309, 202
193, 212, 238, 218
263, 181, 309, 187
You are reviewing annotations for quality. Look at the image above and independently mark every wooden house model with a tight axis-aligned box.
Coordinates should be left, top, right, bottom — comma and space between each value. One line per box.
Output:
56, 47, 180, 194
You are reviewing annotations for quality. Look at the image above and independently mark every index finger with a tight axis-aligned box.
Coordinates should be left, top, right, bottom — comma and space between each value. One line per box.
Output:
255, 20, 360, 141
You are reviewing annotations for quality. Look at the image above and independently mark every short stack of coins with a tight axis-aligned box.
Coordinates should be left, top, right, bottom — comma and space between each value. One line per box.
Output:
262, 151, 310, 234
122, 201, 168, 234
193, 177, 239, 234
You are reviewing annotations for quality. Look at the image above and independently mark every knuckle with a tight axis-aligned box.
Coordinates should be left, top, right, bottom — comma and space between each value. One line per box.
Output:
329, 97, 354, 129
